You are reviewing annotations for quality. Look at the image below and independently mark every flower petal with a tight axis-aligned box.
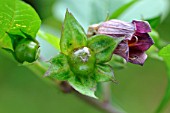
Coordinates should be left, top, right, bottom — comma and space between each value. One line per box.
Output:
113, 40, 129, 61
98, 19, 135, 40
128, 50, 147, 65
129, 33, 154, 51
132, 20, 151, 33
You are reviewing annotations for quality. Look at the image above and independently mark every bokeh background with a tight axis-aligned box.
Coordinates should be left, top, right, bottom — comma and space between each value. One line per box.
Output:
0, 0, 170, 113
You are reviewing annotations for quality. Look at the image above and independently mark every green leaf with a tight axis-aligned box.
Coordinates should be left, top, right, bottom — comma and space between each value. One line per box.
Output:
46, 53, 73, 80
87, 35, 124, 63
109, 0, 137, 19
149, 29, 168, 49
146, 15, 161, 29
149, 29, 160, 48
94, 64, 116, 82
107, 54, 126, 70
68, 76, 97, 98
95, 83, 103, 99
53, 0, 127, 29
37, 30, 60, 50
159, 45, 170, 60
60, 10, 87, 55
0, 0, 41, 50
147, 45, 163, 61
156, 44, 170, 113
118, 0, 169, 22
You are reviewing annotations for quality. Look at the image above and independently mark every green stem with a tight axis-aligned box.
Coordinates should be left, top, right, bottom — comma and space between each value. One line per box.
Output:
26, 61, 124, 113
27, 61, 47, 75
26, 61, 58, 86
102, 82, 112, 103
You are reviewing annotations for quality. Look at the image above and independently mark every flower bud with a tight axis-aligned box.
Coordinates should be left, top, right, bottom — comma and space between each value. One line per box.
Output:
14, 39, 40, 63
87, 19, 154, 65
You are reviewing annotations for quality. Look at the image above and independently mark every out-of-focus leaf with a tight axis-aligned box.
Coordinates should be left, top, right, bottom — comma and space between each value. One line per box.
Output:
119, 0, 169, 22
38, 31, 60, 50
60, 10, 87, 55
46, 53, 73, 80
146, 15, 161, 29
149, 29, 160, 48
156, 44, 170, 113
87, 35, 123, 63
68, 76, 97, 98
109, 0, 137, 19
0, 0, 41, 50
94, 64, 115, 82
147, 46, 163, 60
53, 0, 169, 31
147, 30, 163, 61
159, 44, 170, 64
107, 54, 126, 70
53, 0, 127, 30
149, 29, 168, 49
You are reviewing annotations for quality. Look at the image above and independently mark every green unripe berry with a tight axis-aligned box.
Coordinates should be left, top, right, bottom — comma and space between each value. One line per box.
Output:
68, 47, 96, 76
14, 39, 40, 63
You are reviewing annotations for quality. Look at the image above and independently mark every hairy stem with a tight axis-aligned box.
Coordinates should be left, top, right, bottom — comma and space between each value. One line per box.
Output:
27, 61, 124, 113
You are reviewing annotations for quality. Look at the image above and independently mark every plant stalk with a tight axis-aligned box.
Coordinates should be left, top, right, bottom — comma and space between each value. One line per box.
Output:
27, 61, 124, 113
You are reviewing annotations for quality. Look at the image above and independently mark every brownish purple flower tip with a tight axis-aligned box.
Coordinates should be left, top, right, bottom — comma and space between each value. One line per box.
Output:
87, 19, 154, 65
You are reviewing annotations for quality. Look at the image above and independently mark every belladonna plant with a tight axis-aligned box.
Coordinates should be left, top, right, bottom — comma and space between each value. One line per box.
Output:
45, 10, 124, 98
1, 0, 170, 112
87, 20, 154, 65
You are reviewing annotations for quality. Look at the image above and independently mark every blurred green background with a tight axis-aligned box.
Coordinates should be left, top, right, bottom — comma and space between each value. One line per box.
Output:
0, 0, 170, 113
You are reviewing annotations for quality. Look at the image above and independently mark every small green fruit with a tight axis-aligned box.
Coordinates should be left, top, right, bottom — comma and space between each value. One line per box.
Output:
68, 47, 96, 76
14, 39, 40, 63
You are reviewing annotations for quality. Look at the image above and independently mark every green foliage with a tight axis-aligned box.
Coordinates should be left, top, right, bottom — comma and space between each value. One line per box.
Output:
46, 10, 123, 98
159, 45, 170, 61
46, 53, 73, 80
156, 44, 170, 113
0, 0, 41, 50
1, 0, 170, 112
87, 35, 123, 63
149, 30, 160, 48
148, 29, 168, 60
69, 76, 97, 98
37, 31, 60, 50
94, 64, 115, 82
146, 15, 162, 29
107, 55, 126, 70
60, 10, 87, 55
109, 0, 137, 19
147, 46, 162, 61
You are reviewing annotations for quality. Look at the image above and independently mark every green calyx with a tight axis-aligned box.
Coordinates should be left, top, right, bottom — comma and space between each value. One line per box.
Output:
46, 10, 124, 98
68, 47, 96, 76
